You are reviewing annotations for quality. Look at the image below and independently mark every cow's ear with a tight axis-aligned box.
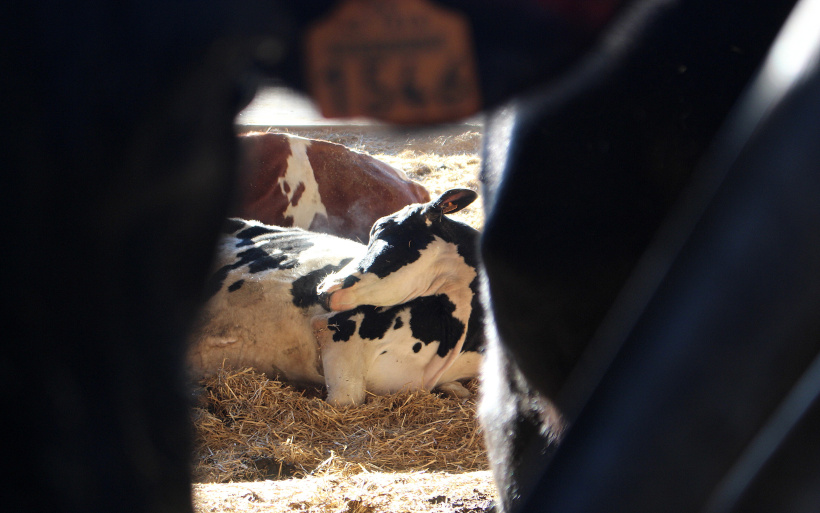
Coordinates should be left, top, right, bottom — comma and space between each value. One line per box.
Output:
427, 188, 477, 216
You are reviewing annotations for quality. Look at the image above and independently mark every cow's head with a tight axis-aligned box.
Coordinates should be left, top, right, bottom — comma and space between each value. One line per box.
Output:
317, 188, 479, 313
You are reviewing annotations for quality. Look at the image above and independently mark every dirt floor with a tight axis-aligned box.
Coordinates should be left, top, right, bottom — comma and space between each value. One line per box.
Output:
194, 470, 496, 513
193, 123, 493, 512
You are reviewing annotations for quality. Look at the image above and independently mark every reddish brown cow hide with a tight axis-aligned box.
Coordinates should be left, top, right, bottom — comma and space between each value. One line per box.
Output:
233, 132, 430, 242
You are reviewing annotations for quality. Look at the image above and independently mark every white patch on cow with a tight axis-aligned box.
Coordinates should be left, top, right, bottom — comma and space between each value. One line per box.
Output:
421, 345, 480, 392
366, 317, 438, 393
438, 351, 482, 384
314, 309, 423, 406
280, 138, 328, 229
313, 307, 480, 406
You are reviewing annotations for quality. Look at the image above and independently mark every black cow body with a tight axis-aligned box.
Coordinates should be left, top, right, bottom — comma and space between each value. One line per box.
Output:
478, 0, 820, 512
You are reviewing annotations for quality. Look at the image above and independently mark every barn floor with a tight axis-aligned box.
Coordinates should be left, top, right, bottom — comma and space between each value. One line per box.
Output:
193, 94, 490, 513
193, 470, 496, 513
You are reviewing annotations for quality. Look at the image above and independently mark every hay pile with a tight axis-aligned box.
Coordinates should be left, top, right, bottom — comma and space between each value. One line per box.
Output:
191, 368, 487, 483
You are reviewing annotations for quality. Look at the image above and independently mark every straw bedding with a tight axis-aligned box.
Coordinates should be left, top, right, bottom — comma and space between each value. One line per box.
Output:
193, 469, 496, 513
191, 368, 488, 483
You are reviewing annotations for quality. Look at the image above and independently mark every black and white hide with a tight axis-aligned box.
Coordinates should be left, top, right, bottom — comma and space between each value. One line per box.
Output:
318, 188, 485, 397
189, 213, 482, 405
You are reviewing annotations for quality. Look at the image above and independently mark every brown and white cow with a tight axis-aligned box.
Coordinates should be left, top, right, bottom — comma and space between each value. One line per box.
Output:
233, 132, 430, 242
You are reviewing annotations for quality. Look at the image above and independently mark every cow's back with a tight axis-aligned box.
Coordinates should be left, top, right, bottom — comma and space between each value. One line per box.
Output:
306, 138, 430, 240
235, 132, 430, 242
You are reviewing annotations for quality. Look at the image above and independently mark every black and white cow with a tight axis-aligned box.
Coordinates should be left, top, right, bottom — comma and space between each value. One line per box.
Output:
312, 298, 482, 405
317, 188, 484, 395
189, 208, 482, 405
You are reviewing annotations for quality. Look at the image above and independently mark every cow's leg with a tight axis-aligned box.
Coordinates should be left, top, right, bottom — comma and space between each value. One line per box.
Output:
312, 315, 369, 406
436, 381, 471, 399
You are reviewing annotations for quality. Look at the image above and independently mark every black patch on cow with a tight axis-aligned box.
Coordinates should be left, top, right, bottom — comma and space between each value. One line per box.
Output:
359, 305, 404, 340
325, 303, 402, 342
291, 258, 353, 309
237, 247, 287, 274
228, 279, 244, 292
222, 218, 247, 234
327, 311, 358, 342
412, 342, 422, 353
205, 230, 321, 299
236, 225, 276, 239
324, 295, 465, 357
408, 295, 465, 357
393, 317, 403, 330
380, 350, 388, 356
448, 223, 480, 269
358, 208, 435, 278
341, 274, 360, 290
235, 232, 319, 272
234, 226, 314, 250
463, 277, 485, 353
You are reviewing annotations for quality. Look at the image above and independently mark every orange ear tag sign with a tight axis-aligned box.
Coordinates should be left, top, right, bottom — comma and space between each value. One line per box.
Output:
305, 0, 482, 124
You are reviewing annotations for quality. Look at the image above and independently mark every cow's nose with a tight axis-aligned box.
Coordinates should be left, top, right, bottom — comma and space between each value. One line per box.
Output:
327, 289, 357, 311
